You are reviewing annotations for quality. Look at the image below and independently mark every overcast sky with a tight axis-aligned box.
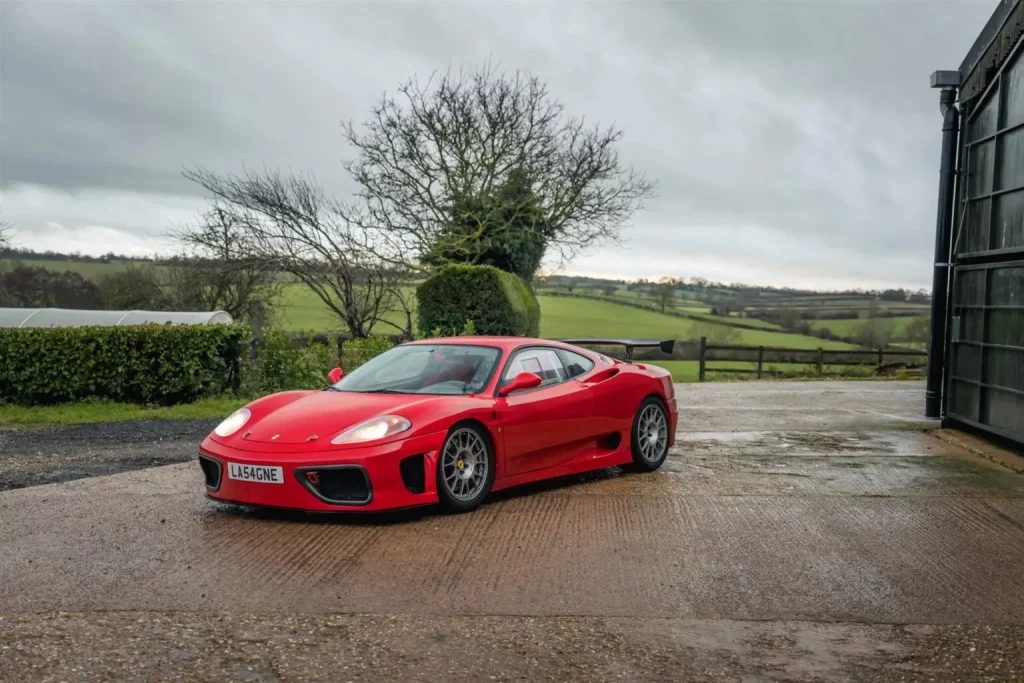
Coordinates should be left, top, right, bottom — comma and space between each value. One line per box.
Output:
0, 0, 997, 290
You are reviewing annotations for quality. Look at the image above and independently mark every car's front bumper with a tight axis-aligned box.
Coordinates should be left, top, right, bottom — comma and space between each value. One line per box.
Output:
198, 431, 447, 512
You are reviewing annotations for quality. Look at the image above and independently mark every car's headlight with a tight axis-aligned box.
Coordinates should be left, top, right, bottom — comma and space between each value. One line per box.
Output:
214, 407, 251, 437
331, 415, 411, 445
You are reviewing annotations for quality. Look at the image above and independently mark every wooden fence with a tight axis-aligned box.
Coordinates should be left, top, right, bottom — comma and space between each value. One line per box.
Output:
697, 337, 929, 382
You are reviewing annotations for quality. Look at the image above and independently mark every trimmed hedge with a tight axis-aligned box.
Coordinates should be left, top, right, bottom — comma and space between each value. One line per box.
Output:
0, 324, 249, 406
416, 264, 540, 337
342, 336, 396, 370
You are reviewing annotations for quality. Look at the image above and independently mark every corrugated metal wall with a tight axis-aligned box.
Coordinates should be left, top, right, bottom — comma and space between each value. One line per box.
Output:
946, 8, 1024, 445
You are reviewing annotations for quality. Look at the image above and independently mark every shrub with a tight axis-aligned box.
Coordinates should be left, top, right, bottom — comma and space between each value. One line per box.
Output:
241, 329, 335, 395
0, 264, 102, 309
0, 324, 248, 406
416, 264, 540, 337
241, 333, 398, 396
342, 336, 396, 371
97, 266, 170, 310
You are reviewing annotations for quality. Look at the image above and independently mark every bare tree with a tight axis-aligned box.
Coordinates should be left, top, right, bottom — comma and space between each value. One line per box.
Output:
0, 212, 11, 250
168, 206, 285, 330
856, 317, 896, 349
342, 61, 656, 269
904, 315, 930, 346
657, 277, 677, 315
97, 265, 172, 311
181, 167, 412, 338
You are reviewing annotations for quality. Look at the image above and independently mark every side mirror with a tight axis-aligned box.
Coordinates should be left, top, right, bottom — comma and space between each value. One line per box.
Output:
328, 367, 344, 384
498, 371, 542, 397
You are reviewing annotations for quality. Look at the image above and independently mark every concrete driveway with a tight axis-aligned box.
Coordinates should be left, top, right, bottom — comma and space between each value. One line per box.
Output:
2, 380, 1023, 682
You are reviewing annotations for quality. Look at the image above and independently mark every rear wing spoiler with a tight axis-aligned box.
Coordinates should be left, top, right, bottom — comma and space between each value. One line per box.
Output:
554, 338, 675, 363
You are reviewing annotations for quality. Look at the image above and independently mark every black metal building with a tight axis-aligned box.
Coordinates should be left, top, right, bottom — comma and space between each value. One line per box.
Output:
929, 0, 1024, 446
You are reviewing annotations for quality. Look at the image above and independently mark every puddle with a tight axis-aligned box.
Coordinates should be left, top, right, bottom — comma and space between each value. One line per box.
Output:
676, 431, 919, 456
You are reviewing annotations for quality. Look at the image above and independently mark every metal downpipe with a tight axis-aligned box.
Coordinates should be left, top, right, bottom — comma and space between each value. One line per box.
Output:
925, 85, 960, 419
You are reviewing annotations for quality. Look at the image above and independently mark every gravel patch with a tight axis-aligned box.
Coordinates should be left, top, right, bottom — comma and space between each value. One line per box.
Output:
0, 419, 215, 491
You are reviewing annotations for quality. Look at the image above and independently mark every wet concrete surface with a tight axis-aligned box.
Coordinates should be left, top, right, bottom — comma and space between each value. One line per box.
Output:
2, 380, 1024, 681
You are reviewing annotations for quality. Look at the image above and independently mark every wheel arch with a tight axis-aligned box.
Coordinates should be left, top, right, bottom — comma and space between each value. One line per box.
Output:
640, 391, 668, 409
445, 417, 497, 451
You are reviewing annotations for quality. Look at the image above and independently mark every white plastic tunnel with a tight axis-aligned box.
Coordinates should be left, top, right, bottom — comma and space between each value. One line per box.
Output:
0, 308, 234, 328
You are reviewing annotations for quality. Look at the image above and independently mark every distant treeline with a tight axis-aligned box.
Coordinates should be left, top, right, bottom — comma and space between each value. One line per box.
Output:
0, 247, 152, 264
2, 246, 931, 305
539, 274, 930, 304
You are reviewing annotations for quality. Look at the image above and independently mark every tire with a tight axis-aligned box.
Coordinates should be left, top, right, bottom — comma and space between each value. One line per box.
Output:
436, 422, 495, 513
629, 396, 670, 472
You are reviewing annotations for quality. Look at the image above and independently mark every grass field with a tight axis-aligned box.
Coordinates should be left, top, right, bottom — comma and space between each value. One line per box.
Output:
537, 296, 857, 349
809, 316, 926, 338
10, 258, 878, 350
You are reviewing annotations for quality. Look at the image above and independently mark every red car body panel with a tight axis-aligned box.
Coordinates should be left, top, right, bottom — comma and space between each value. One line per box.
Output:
199, 336, 677, 513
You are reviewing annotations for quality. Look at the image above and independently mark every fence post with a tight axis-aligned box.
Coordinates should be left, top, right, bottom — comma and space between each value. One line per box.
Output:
699, 337, 707, 382
336, 335, 345, 367
816, 348, 824, 375
757, 345, 764, 379
878, 347, 884, 367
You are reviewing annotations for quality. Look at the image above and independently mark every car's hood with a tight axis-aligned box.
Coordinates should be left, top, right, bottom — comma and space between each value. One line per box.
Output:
240, 390, 444, 445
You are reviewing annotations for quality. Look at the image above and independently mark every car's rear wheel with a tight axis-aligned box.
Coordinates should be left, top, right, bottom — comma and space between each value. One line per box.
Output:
629, 396, 670, 472
436, 422, 494, 513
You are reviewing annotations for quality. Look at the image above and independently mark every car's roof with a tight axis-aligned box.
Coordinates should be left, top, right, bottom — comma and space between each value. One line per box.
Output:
406, 336, 573, 352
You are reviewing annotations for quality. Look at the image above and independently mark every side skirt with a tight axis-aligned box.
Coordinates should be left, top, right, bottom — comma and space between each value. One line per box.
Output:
491, 435, 632, 493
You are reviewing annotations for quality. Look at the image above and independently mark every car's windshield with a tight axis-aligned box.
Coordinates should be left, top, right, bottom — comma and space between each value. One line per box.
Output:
331, 344, 502, 395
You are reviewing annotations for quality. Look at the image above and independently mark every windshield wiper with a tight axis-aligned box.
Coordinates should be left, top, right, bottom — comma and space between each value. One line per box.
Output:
361, 388, 408, 394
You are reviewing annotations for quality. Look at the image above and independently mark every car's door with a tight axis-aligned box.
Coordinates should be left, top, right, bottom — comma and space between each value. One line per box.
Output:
496, 346, 594, 477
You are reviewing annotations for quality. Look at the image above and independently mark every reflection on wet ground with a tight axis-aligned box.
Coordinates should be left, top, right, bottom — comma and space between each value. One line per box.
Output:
1, 380, 1023, 681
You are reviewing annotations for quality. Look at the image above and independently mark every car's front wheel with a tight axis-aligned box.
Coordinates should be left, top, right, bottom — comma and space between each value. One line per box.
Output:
629, 396, 670, 471
436, 422, 495, 513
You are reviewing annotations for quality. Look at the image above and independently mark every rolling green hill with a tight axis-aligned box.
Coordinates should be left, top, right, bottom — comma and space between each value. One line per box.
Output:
536, 296, 857, 349
4, 258, 864, 349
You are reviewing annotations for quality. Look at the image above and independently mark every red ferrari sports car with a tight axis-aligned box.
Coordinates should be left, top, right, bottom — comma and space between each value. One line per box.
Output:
198, 336, 677, 514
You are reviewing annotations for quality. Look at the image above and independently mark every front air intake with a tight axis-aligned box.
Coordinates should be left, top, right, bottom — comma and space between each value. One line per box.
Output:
198, 454, 222, 490
399, 454, 426, 494
296, 466, 372, 506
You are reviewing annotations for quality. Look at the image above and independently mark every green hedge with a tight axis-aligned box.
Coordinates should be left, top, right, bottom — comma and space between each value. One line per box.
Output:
342, 337, 396, 370
416, 264, 540, 337
241, 333, 398, 396
0, 324, 248, 406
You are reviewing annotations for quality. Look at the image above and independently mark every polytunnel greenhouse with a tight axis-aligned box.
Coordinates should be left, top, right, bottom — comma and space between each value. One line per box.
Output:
0, 308, 233, 328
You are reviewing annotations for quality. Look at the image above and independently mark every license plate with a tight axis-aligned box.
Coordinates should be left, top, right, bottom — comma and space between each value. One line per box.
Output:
227, 462, 285, 484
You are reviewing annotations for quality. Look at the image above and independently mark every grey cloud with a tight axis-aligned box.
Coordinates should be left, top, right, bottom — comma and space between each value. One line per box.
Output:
0, 0, 1000, 288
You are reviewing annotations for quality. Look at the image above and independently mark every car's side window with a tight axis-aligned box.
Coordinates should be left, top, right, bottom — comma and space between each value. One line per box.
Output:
501, 348, 568, 388
557, 349, 595, 379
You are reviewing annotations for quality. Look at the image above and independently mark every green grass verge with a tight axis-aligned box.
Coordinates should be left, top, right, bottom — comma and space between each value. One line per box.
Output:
644, 360, 882, 383
0, 396, 248, 427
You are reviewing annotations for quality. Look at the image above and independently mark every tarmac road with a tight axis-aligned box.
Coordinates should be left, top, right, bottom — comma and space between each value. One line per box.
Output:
2, 380, 1024, 682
